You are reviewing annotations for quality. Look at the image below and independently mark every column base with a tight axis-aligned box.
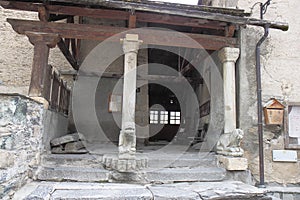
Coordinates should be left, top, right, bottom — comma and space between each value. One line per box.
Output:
102, 154, 148, 173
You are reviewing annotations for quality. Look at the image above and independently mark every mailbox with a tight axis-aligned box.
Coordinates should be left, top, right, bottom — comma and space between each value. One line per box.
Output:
263, 98, 285, 125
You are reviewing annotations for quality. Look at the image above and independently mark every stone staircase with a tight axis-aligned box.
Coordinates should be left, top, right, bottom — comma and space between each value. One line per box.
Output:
12, 152, 275, 200
37, 152, 226, 183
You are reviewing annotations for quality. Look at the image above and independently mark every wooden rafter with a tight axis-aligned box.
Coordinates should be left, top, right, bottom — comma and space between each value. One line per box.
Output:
7, 19, 238, 50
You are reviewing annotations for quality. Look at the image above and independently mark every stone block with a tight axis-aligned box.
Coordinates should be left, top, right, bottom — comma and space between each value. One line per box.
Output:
282, 193, 294, 200
64, 141, 85, 151
146, 167, 226, 183
148, 186, 201, 200
37, 166, 109, 182
50, 133, 85, 147
0, 150, 14, 169
24, 185, 53, 200
218, 156, 248, 171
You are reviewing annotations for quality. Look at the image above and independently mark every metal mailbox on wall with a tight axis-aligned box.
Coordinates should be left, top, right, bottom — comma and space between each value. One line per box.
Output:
263, 98, 285, 125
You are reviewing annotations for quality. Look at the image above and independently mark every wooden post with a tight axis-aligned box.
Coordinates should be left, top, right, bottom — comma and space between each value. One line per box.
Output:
25, 32, 60, 97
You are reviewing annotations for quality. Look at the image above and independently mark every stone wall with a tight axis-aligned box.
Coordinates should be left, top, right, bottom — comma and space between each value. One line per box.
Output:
0, 94, 44, 199
0, 7, 72, 95
237, 0, 300, 185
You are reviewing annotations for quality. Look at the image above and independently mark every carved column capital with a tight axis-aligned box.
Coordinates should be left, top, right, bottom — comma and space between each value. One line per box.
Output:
25, 31, 60, 48
121, 34, 143, 54
218, 47, 240, 63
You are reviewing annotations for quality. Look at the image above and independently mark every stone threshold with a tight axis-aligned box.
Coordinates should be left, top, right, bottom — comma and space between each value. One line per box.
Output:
13, 181, 271, 200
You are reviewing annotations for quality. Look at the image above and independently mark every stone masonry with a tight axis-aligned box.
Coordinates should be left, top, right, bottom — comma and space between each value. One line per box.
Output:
0, 94, 44, 199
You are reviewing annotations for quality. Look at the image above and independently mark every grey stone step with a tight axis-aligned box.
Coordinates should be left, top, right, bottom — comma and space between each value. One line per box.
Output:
147, 156, 217, 168
145, 167, 226, 183
42, 153, 218, 169
41, 154, 102, 167
51, 188, 153, 200
17, 181, 271, 200
37, 166, 109, 182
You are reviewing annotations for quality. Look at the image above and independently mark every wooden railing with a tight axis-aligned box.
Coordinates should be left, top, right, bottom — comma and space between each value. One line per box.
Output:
43, 65, 71, 115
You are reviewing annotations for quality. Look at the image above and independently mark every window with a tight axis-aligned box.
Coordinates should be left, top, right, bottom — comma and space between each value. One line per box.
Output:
170, 111, 181, 125
150, 110, 159, 124
160, 111, 169, 124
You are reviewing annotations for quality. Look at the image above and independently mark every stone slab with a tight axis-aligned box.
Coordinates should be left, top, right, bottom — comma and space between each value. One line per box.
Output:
16, 181, 275, 200
184, 181, 266, 200
218, 156, 248, 171
50, 133, 85, 147
148, 185, 201, 200
146, 167, 226, 183
24, 185, 53, 200
51, 146, 88, 154
51, 188, 152, 200
41, 154, 102, 167
64, 141, 85, 151
37, 166, 109, 182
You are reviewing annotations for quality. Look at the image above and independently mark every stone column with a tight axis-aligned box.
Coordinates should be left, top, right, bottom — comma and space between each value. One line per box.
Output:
119, 34, 142, 160
26, 32, 60, 97
218, 47, 240, 134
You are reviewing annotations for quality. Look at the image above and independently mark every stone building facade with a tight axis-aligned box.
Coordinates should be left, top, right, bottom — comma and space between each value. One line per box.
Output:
0, 0, 299, 199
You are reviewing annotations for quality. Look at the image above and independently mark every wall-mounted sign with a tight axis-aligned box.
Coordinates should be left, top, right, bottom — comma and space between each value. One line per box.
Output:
273, 150, 298, 162
285, 104, 300, 149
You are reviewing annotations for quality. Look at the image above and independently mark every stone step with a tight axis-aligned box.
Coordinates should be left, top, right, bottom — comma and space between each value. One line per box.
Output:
41, 152, 218, 169
147, 156, 217, 168
41, 154, 102, 167
145, 167, 226, 183
37, 166, 109, 182
16, 181, 271, 200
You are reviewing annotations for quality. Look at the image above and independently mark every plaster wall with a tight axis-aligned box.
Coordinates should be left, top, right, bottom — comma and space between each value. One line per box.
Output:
0, 7, 72, 95
237, 0, 300, 185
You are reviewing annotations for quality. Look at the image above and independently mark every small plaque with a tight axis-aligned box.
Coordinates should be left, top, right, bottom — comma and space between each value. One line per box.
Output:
272, 150, 298, 162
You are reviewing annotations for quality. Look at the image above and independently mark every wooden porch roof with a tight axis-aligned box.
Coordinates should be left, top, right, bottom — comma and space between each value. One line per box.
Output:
0, 0, 288, 31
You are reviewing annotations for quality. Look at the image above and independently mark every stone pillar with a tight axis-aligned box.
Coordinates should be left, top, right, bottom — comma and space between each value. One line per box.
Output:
26, 32, 60, 97
218, 47, 240, 134
119, 34, 142, 160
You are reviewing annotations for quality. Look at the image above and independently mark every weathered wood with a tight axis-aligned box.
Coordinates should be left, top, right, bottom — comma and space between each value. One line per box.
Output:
38, 5, 49, 22
135, 12, 226, 30
51, 70, 60, 111
225, 25, 236, 37
25, 32, 59, 97
0, 1, 227, 31
57, 39, 79, 70
128, 14, 136, 29
43, 64, 53, 101
8, 19, 238, 50
0, 0, 288, 31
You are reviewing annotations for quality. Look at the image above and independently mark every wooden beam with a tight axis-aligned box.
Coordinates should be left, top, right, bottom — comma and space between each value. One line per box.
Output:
7, 19, 238, 50
75, 70, 203, 84
135, 12, 226, 30
57, 39, 79, 70
225, 25, 236, 37
38, 5, 49, 22
128, 14, 136, 29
